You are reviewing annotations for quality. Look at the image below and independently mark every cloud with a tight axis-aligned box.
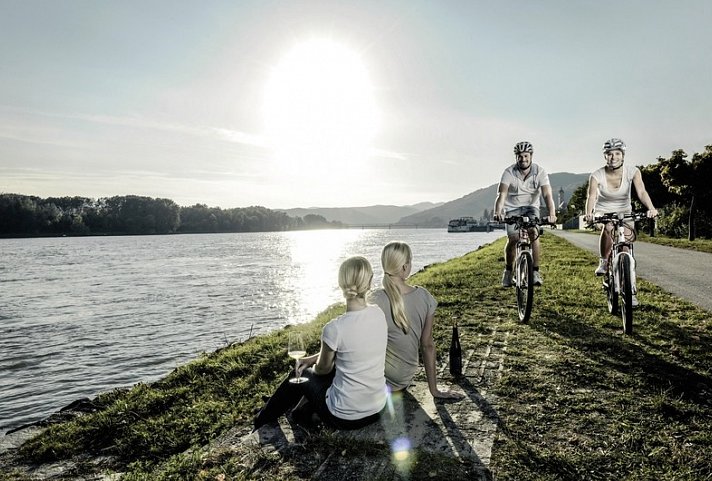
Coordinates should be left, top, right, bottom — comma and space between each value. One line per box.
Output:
370, 147, 408, 161
0, 106, 268, 149
211, 128, 267, 148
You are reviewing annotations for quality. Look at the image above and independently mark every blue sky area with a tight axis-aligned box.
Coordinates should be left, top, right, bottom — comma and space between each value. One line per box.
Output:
1, 0, 710, 208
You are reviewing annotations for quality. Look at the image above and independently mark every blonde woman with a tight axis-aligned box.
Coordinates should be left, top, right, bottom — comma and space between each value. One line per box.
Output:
585, 138, 659, 272
371, 242, 463, 400
254, 256, 389, 430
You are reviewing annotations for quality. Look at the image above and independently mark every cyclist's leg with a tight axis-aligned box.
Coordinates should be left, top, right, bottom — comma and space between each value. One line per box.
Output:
531, 230, 541, 267
518, 205, 541, 266
598, 220, 613, 259
505, 235, 517, 267
623, 219, 639, 304
503, 208, 522, 268
502, 234, 517, 287
594, 217, 614, 275
502, 209, 521, 287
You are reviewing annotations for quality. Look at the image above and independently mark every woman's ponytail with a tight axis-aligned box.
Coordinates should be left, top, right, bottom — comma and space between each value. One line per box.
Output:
381, 242, 412, 334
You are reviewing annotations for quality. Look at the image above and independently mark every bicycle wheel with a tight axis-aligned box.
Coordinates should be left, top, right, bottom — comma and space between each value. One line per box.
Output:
606, 264, 618, 315
618, 254, 634, 334
515, 251, 534, 323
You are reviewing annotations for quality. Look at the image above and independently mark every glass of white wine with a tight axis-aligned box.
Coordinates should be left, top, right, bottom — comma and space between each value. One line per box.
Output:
288, 332, 308, 384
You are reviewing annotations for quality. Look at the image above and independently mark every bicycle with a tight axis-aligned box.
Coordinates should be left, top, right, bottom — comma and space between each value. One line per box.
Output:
590, 212, 648, 335
503, 216, 554, 323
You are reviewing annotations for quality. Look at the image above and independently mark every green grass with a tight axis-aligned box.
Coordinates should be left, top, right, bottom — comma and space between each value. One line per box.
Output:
3, 236, 711, 480
7, 306, 337, 478
484, 236, 712, 481
564, 227, 712, 254
637, 233, 712, 253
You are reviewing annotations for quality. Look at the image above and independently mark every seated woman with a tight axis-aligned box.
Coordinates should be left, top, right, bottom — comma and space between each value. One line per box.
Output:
370, 241, 463, 400
254, 256, 389, 430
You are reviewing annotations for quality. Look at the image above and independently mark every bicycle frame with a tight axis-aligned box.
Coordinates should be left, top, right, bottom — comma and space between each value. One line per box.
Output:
504, 216, 549, 323
594, 212, 646, 334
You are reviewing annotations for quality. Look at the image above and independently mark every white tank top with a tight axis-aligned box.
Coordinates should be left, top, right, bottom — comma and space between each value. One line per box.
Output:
591, 164, 638, 214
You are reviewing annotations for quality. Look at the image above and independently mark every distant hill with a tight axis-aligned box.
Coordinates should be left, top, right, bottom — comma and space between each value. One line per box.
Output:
397, 172, 589, 227
279, 201, 443, 225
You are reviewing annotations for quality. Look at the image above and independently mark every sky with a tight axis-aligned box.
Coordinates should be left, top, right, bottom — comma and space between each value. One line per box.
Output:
1, 0, 711, 209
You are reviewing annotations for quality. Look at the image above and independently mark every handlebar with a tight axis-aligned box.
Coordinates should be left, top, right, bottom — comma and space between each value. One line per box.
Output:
502, 216, 557, 229
588, 211, 649, 227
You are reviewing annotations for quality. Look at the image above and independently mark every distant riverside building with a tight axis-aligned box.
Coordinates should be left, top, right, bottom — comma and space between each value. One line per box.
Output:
557, 186, 567, 213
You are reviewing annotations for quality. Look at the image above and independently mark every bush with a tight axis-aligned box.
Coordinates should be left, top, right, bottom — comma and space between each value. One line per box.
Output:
655, 205, 688, 238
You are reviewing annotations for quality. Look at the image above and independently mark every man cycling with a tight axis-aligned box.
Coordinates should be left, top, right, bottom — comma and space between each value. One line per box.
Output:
493, 141, 557, 287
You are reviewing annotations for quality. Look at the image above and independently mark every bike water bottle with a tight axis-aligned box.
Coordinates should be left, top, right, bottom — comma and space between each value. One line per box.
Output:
449, 321, 462, 376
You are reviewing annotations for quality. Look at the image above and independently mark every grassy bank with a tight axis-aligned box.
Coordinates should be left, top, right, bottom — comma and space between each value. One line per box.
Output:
637, 233, 712, 253
563, 227, 712, 254
2, 235, 711, 480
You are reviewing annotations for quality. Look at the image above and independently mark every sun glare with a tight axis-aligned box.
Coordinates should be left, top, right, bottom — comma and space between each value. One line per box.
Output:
263, 39, 380, 176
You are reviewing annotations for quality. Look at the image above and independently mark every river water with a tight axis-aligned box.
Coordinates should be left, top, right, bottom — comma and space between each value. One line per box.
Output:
0, 228, 502, 434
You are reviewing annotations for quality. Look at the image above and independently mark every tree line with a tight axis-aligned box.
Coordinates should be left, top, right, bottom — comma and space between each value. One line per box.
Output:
561, 145, 712, 240
0, 194, 342, 237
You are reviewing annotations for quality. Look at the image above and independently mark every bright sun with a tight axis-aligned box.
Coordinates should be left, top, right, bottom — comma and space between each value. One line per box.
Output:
263, 39, 380, 176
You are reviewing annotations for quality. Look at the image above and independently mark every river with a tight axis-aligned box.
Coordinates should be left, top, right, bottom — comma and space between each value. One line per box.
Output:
0, 228, 502, 434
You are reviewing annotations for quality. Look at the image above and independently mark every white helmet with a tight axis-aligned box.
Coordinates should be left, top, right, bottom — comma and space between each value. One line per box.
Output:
513, 141, 533, 155
603, 138, 626, 153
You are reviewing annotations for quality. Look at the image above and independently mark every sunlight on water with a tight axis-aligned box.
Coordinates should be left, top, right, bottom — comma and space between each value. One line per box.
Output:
283, 229, 364, 323
0, 229, 503, 433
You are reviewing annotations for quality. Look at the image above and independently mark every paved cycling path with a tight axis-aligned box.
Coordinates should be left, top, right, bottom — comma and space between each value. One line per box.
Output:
552, 230, 712, 313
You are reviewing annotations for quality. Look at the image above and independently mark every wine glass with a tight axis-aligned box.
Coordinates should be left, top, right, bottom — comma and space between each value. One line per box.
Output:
287, 332, 308, 384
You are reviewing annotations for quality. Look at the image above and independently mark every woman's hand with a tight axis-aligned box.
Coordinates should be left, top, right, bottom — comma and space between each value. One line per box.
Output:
647, 208, 659, 218
295, 354, 318, 376
431, 388, 465, 400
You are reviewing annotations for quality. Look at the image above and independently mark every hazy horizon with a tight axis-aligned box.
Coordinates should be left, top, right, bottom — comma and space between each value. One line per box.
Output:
3, 171, 588, 211
2, 1, 711, 209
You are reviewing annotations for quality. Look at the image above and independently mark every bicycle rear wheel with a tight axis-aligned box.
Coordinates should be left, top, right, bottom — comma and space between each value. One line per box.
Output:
618, 254, 634, 334
516, 251, 534, 323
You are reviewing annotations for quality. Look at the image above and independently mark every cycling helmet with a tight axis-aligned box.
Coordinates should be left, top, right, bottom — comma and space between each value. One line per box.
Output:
603, 138, 626, 153
513, 141, 534, 155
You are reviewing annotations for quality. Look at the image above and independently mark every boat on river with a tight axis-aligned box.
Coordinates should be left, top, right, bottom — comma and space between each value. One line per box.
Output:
447, 217, 501, 233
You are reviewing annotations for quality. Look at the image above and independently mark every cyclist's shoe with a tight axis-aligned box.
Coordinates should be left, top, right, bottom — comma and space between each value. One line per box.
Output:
595, 258, 608, 276
632, 295, 639, 307
501, 269, 513, 288
533, 271, 543, 286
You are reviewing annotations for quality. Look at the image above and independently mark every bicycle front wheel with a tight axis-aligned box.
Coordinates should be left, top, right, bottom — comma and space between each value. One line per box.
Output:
516, 251, 534, 323
606, 265, 618, 315
618, 254, 634, 334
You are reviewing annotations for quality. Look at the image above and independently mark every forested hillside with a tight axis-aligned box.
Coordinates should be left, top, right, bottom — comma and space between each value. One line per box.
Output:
0, 195, 339, 237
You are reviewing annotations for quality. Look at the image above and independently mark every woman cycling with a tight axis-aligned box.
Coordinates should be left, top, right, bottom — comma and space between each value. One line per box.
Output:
584, 138, 658, 304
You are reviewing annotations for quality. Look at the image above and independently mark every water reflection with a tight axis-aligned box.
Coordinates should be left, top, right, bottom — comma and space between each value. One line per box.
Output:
0, 229, 502, 433
282, 229, 364, 323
